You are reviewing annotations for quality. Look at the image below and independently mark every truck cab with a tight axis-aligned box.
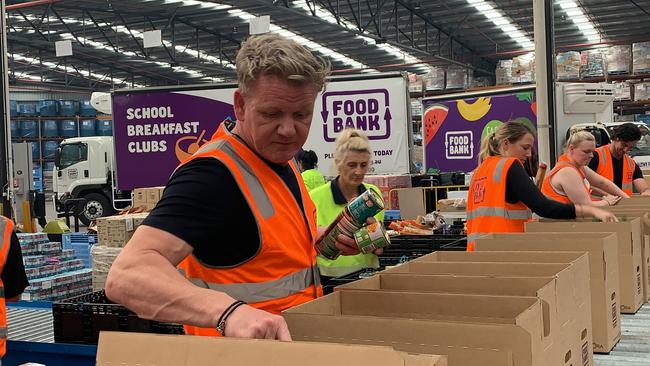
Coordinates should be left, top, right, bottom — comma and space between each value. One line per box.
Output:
53, 136, 127, 225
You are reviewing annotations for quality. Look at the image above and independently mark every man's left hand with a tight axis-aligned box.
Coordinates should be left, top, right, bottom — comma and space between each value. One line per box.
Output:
642, 190, 650, 196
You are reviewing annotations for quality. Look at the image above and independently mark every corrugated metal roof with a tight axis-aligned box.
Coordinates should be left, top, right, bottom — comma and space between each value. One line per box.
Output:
4, 0, 650, 89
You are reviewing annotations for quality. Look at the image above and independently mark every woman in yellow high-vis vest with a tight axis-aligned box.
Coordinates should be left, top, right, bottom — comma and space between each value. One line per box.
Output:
310, 129, 384, 277
296, 149, 326, 192
466, 122, 617, 251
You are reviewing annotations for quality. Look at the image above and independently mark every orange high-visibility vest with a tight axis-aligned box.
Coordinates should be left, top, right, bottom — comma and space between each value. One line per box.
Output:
595, 144, 636, 195
0, 217, 13, 356
541, 160, 591, 204
177, 124, 322, 336
466, 157, 532, 251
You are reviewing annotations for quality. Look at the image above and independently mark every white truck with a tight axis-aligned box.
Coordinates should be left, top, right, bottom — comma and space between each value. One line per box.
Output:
53, 72, 415, 224
53, 136, 127, 225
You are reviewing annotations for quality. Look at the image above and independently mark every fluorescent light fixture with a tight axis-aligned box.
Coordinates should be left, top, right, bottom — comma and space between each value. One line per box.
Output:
467, 0, 533, 50
291, 0, 433, 72
8, 14, 229, 82
475, 3, 494, 11
558, 0, 604, 43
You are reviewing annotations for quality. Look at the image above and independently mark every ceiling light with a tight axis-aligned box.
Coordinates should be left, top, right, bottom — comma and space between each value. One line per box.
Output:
558, 2, 605, 43
468, 0, 533, 51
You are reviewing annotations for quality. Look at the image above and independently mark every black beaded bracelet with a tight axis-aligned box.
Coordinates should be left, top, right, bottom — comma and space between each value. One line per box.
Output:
216, 300, 247, 336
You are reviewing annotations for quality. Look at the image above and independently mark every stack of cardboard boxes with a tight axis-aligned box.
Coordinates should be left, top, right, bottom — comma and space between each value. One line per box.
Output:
284, 249, 594, 366
92, 212, 149, 290
132, 186, 165, 211
284, 196, 650, 365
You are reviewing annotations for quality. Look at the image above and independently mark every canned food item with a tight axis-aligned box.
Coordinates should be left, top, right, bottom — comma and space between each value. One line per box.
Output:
354, 222, 391, 254
347, 190, 384, 225
337, 209, 362, 236
315, 213, 346, 260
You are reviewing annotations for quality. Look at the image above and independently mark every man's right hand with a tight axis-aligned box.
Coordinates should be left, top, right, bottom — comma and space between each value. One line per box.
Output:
223, 304, 292, 341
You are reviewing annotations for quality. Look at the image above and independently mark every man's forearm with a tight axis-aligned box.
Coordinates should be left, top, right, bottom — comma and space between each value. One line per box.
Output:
105, 249, 235, 328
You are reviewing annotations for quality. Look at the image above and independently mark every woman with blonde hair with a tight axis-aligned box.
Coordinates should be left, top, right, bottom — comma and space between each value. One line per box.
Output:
466, 122, 617, 251
309, 128, 384, 277
541, 131, 628, 206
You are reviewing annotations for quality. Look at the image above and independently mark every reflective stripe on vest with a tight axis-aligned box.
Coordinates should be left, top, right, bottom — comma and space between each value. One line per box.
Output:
196, 139, 275, 219
493, 158, 508, 183
466, 206, 533, 221
599, 147, 607, 167
180, 265, 320, 304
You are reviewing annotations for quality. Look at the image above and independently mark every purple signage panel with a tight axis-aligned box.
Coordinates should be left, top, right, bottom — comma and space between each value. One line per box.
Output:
423, 88, 537, 173
112, 88, 235, 190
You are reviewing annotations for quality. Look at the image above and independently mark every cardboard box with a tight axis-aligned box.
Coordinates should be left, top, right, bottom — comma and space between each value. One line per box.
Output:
132, 188, 147, 206
285, 290, 547, 366
603, 209, 650, 302
472, 232, 620, 353
146, 186, 164, 203
526, 219, 643, 314
404, 251, 592, 363
335, 273, 583, 366
96, 331, 447, 366
101, 213, 149, 248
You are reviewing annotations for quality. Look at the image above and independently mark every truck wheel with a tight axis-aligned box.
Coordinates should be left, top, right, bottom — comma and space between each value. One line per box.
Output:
78, 193, 113, 226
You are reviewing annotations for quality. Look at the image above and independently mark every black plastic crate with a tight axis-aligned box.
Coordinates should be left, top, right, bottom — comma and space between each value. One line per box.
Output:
53, 290, 184, 344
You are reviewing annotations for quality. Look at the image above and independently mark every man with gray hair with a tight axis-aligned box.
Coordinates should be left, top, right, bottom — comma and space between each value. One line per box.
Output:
106, 34, 359, 340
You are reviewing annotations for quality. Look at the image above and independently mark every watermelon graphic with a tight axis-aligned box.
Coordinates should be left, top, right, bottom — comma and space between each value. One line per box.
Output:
423, 104, 449, 146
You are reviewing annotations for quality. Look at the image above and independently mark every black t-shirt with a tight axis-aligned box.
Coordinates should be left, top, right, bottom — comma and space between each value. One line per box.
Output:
588, 153, 643, 189
142, 157, 304, 267
505, 162, 576, 219
3, 232, 29, 299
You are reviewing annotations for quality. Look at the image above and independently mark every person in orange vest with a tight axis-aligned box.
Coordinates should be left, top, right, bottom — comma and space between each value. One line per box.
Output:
588, 123, 650, 196
542, 131, 627, 206
105, 34, 354, 341
466, 122, 617, 251
0, 216, 29, 358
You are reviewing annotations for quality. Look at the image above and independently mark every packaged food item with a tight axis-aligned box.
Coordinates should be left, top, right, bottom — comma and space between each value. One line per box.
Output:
315, 190, 384, 260
607, 45, 631, 74
424, 67, 445, 91
580, 49, 607, 78
633, 42, 650, 74
557, 51, 581, 80
613, 81, 632, 101
354, 222, 391, 254
496, 60, 513, 85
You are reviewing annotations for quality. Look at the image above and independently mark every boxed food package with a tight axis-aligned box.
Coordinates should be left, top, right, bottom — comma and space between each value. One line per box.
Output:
424, 67, 445, 91
613, 81, 632, 101
363, 174, 412, 210
285, 290, 547, 366
635, 82, 650, 101
96, 332, 447, 366
472, 232, 620, 353
445, 66, 467, 90
496, 59, 513, 85
410, 98, 423, 117
526, 219, 643, 314
512, 53, 535, 83
632, 41, 650, 74
556, 51, 581, 80
607, 45, 632, 74
408, 73, 424, 93
336, 269, 587, 366
132, 188, 147, 207
97, 212, 149, 247
580, 49, 607, 78
91, 246, 122, 291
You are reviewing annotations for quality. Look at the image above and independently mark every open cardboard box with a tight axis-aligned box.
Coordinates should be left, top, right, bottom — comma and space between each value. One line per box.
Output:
284, 290, 547, 366
335, 272, 585, 366
472, 233, 620, 353
603, 209, 650, 301
526, 218, 643, 314
404, 251, 591, 363
95, 331, 447, 366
